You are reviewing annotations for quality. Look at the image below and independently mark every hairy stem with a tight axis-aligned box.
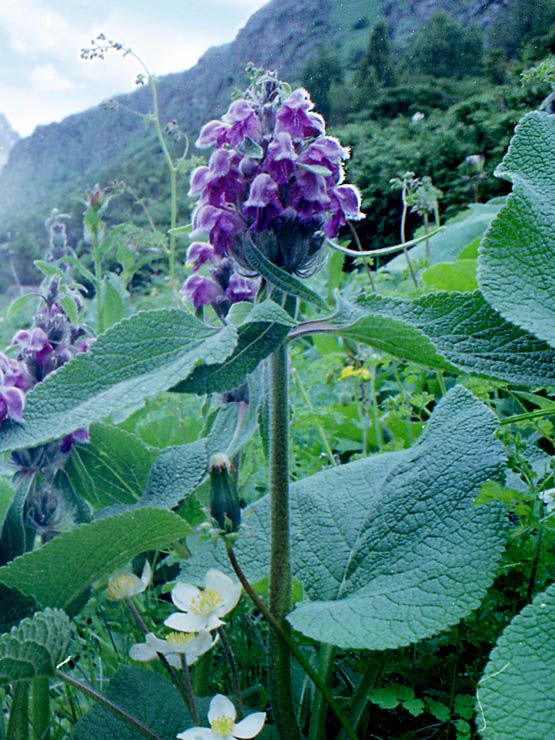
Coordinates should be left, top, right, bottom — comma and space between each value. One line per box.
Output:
218, 627, 243, 719
7, 682, 28, 740
226, 547, 359, 740
180, 656, 200, 726
268, 342, 300, 740
31, 678, 49, 740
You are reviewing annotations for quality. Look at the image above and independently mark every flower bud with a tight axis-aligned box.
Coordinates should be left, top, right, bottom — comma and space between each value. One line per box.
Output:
209, 453, 241, 533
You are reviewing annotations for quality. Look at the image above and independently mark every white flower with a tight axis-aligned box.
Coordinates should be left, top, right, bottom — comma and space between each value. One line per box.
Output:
539, 487, 555, 513
130, 630, 217, 668
106, 560, 152, 601
177, 694, 266, 739
164, 569, 242, 633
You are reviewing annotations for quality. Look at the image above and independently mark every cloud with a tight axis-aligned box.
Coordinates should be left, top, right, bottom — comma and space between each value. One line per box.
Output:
29, 64, 75, 92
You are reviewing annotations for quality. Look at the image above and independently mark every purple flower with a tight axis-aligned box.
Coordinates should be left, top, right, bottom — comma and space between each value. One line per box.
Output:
11, 327, 53, 366
191, 204, 244, 255
225, 273, 259, 303
243, 173, 283, 232
325, 185, 364, 238
263, 132, 297, 186
0, 385, 25, 423
186, 242, 219, 270
290, 169, 330, 222
222, 99, 260, 146
196, 120, 230, 149
182, 274, 224, 310
0, 353, 27, 390
60, 427, 90, 454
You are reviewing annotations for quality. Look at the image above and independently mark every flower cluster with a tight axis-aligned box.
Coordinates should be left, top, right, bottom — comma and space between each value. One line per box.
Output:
186, 69, 363, 286
129, 568, 241, 670
182, 242, 259, 318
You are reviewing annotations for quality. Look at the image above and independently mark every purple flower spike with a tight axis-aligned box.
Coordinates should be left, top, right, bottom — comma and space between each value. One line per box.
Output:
225, 273, 259, 303
196, 119, 230, 148
275, 88, 317, 139
263, 132, 297, 186
186, 241, 218, 270
290, 169, 330, 221
188, 166, 211, 198
222, 99, 260, 146
0, 353, 27, 390
243, 173, 283, 231
191, 204, 244, 255
11, 327, 53, 366
0, 386, 25, 423
325, 185, 365, 238
181, 274, 223, 310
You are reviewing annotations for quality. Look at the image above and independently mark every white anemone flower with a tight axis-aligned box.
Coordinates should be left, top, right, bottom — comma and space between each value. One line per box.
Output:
164, 569, 242, 633
177, 694, 266, 739
106, 560, 152, 601
130, 630, 217, 668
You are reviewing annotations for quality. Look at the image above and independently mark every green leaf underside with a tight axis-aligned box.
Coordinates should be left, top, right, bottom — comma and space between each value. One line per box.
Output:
71, 666, 191, 740
478, 112, 555, 347
326, 291, 555, 386
476, 583, 555, 740
0, 608, 71, 684
243, 238, 328, 310
184, 386, 507, 650
0, 309, 237, 452
173, 300, 293, 394
0, 508, 192, 609
422, 260, 478, 292
64, 424, 160, 509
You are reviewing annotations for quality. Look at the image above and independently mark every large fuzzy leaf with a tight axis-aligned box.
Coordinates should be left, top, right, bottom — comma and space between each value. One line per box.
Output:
479, 112, 555, 347
64, 424, 160, 508
0, 508, 192, 610
0, 608, 71, 684
184, 386, 507, 650
476, 582, 555, 740
71, 666, 191, 740
0, 309, 237, 453
303, 291, 555, 386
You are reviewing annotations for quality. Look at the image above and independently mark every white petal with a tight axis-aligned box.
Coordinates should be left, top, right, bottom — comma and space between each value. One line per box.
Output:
164, 612, 210, 632
208, 694, 236, 725
233, 712, 266, 738
219, 582, 242, 615
145, 633, 171, 653
204, 569, 235, 594
205, 614, 225, 631
129, 643, 157, 662
176, 728, 213, 740
185, 631, 218, 665
140, 560, 152, 589
172, 582, 200, 611
165, 653, 181, 669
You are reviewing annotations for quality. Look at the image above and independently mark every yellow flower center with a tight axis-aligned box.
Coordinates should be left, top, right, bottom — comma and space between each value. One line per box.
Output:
166, 632, 195, 648
106, 573, 137, 601
211, 715, 235, 736
190, 589, 224, 615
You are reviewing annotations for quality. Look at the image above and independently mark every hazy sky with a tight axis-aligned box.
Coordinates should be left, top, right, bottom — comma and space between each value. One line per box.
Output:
0, 0, 268, 137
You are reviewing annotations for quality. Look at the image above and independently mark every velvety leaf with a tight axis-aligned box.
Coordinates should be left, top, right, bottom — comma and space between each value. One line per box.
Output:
173, 300, 293, 395
71, 666, 191, 740
422, 260, 478, 292
64, 424, 160, 508
0, 608, 71, 684
140, 439, 208, 508
479, 112, 555, 347
476, 583, 555, 740
0, 508, 192, 610
184, 387, 507, 650
308, 291, 555, 386
0, 309, 237, 452
0, 476, 35, 566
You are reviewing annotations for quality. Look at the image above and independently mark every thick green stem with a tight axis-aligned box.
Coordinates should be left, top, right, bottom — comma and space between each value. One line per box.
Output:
308, 644, 335, 740
31, 678, 49, 740
338, 656, 382, 740
226, 547, 359, 740
55, 671, 165, 740
7, 682, 28, 740
268, 342, 300, 740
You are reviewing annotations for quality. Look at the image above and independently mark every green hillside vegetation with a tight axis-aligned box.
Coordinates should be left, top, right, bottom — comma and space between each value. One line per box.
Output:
0, 0, 553, 293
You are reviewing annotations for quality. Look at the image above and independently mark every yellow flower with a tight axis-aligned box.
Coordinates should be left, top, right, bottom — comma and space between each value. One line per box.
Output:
338, 365, 370, 381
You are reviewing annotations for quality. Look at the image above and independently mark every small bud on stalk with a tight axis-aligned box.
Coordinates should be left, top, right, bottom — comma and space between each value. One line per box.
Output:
209, 453, 241, 533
